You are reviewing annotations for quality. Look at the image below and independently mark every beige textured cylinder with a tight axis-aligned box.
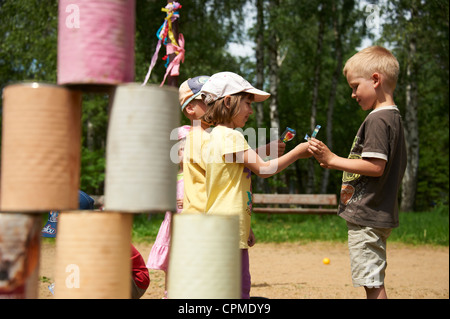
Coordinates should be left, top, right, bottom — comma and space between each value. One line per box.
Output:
0, 213, 41, 299
167, 214, 241, 299
54, 211, 132, 299
1, 83, 81, 212
104, 83, 180, 213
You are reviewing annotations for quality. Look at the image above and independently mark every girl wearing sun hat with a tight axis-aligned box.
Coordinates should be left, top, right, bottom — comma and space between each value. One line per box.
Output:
200, 72, 311, 299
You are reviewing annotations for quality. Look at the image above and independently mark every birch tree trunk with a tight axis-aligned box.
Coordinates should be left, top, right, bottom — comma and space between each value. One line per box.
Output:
307, 5, 325, 194
321, 0, 344, 194
255, 0, 266, 192
268, 24, 280, 131
401, 35, 419, 212
255, 0, 265, 129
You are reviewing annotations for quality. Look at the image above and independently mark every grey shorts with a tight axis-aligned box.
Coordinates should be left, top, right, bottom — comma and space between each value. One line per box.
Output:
347, 221, 392, 288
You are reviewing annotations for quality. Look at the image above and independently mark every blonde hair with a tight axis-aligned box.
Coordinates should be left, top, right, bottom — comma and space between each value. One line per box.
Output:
343, 46, 399, 89
200, 92, 253, 126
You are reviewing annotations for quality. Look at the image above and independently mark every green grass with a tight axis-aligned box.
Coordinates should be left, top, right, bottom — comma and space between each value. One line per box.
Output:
132, 204, 449, 246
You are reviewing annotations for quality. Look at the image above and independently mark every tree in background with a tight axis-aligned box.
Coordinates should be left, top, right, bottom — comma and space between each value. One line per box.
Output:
381, 0, 449, 211
1, 0, 448, 211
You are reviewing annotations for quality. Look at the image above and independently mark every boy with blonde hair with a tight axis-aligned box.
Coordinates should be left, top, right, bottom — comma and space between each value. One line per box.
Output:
309, 46, 407, 299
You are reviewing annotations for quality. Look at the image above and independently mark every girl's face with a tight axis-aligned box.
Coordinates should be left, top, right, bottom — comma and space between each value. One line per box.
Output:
346, 70, 378, 111
231, 95, 253, 128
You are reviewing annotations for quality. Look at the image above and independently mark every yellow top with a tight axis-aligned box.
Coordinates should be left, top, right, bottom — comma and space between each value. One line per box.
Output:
205, 126, 252, 249
182, 126, 210, 214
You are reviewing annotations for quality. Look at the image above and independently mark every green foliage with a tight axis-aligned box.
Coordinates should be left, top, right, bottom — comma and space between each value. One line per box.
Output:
0, 0, 448, 211
251, 213, 348, 243
389, 205, 449, 246
80, 147, 105, 195
0, 0, 58, 85
380, 0, 449, 211
132, 213, 167, 243
131, 205, 449, 246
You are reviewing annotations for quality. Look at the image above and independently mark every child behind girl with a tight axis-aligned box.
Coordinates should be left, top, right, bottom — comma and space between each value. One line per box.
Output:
199, 72, 312, 299
146, 125, 191, 299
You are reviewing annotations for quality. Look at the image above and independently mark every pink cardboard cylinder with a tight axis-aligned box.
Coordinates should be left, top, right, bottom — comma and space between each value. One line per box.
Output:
57, 0, 135, 88
0, 83, 81, 212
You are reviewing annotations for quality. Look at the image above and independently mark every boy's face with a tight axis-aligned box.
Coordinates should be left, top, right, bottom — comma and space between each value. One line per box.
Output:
346, 70, 378, 111
192, 100, 208, 118
185, 100, 208, 120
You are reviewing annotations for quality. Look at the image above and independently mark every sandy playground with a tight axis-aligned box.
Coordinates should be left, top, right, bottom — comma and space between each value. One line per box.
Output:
38, 240, 448, 299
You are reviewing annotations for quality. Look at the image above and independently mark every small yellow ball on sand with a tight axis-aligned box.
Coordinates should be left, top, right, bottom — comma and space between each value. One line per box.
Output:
322, 257, 330, 265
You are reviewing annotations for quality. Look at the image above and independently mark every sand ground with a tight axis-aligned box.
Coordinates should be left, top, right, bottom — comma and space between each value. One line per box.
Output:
38, 241, 449, 299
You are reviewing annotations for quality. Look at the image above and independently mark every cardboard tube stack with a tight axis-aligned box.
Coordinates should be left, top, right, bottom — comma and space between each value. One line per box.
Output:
0, 0, 203, 299
1, 1, 138, 299
0, 83, 81, 299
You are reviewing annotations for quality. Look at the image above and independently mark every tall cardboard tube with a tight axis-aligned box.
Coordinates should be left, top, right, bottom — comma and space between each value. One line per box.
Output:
167, 214, 241, 299
1, 83, 81, 212
54, 211, 132, 299
104, 84, 180, 213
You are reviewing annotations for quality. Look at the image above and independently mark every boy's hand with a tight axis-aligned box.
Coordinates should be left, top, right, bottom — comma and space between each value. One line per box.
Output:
308, 138, 334, 168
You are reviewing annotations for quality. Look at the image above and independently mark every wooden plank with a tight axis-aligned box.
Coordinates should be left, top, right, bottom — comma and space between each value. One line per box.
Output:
252, 207, 337, 214
252, 193, 337, 205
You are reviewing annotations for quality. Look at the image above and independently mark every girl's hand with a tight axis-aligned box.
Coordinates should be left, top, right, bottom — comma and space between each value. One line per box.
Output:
176, 198, 183, 211
247, 228, 256, 247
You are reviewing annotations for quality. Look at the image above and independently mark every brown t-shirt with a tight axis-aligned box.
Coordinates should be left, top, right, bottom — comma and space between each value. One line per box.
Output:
338, 106, 407, 229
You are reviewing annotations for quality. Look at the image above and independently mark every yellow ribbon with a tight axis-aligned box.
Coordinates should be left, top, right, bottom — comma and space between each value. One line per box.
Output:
161, 8, 179, 47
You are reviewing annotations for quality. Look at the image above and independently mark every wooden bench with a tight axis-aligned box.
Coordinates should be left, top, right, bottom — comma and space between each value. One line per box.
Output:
252, 193, 338, 215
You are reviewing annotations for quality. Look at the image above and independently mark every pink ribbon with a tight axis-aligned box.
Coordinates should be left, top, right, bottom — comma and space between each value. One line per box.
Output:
160, 33, 185, 86
142, 39, 162, 86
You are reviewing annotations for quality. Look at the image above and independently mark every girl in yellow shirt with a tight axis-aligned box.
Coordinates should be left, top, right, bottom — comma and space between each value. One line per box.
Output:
200, 72, 311, 298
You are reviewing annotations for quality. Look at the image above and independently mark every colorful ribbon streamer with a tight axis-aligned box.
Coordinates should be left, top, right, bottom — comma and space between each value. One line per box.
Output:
142, 2, 184, 86
161, 34, 185, 86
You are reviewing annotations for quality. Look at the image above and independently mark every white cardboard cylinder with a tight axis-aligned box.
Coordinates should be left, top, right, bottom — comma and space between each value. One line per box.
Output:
167, 214, 241, 299
54, 211, 132, 299
0, 83, 81, 212
104, 84, 179, 213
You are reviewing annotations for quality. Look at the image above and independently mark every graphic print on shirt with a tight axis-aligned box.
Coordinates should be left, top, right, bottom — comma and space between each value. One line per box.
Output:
340, 135, 364, 206
244, 167, 252, 216
342, 136, 362, 183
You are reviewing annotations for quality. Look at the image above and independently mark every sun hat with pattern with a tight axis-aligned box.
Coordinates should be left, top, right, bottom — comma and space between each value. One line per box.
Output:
179, 75, 210, 111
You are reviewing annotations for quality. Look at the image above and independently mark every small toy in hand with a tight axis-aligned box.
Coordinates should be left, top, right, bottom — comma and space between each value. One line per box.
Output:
304, 125, 321, 141
280, 127, 296, 143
